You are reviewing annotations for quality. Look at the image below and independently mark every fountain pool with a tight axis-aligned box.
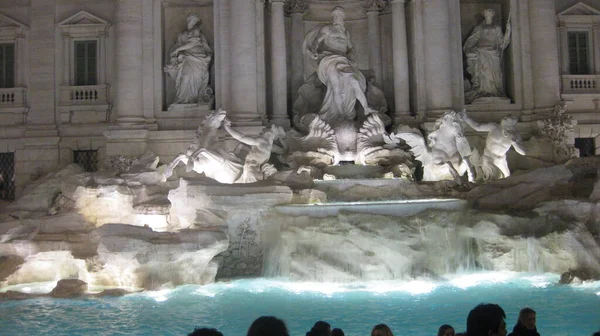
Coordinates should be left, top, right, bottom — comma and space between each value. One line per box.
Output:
1, 272, 599, 336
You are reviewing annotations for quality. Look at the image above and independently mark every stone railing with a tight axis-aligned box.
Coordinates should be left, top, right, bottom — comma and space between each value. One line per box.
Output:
562, 75, 600, 94
59, 85, 109, 105
0, 87, 27, 107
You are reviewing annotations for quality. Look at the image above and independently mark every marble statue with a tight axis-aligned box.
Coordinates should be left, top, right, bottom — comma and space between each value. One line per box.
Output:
397, 111, 475, 183
459, 110, 525, 180
222, 119, 280, 183
164, 110, 282, 183
302, 6, 378, 124
287, 6, 408, 170
164, 13, 213, 106
463, 9, 511, 104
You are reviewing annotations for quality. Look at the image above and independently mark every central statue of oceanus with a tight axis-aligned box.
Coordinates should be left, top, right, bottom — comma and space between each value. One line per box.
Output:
287, 6, 411, 172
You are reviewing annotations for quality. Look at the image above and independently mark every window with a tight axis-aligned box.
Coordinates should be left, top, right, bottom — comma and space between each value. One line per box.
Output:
73, 149, 98, 172
0, 152, 15, 200
74, 40, 97, 86
574, 138, 596, 157
0, 43, 15, 88
568, 32, 590, 75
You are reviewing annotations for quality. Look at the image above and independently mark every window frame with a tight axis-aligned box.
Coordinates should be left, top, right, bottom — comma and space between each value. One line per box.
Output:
567, 31, 591, 75
73, 39, 98, 86
557, 4, 600, 76
0, 43, 15, 88
58, 11, 110, 87
0, 14, 27, 90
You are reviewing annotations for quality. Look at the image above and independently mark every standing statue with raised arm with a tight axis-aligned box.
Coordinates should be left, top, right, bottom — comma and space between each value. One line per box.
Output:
222, 119, 279, 183
463, 9, 511, 104
459, 110, 526, 180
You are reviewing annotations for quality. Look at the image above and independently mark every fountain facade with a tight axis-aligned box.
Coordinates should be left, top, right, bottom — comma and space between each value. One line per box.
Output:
0, 0, 599, 300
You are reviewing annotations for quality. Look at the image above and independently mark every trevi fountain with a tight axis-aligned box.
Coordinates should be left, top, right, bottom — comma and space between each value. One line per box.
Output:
0, 1, 599, 335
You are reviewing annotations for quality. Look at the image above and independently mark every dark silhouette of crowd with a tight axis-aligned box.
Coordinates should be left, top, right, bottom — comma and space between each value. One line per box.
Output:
187, 303, 600, 336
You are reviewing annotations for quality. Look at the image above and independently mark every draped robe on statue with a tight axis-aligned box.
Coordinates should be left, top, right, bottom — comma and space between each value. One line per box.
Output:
317, 54, 367, 125
463, 23, 508, 104
165, 30, 212, 104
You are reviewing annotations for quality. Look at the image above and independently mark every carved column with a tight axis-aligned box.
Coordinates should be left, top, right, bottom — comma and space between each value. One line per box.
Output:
558, 24, 569, 74
390, 0, 411, 119
529, 0, 560, 110
113, 0, 143, 126
98, 30, 107, 84
230, 0, 258, 113
422, 0, 453, 115
61, 33, 70, 85
104, 0, 148, 156
363, 0, 385, 89
593, 25, 600, 74
286, 0, 306, 104
270, 0, 290, 129
15, 31, 26, 88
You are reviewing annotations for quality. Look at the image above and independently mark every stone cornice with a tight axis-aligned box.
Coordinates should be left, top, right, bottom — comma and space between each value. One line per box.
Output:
284, 0, 307, 15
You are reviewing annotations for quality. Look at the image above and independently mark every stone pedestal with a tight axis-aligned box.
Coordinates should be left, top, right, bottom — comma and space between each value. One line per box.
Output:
104, 129, 151, 157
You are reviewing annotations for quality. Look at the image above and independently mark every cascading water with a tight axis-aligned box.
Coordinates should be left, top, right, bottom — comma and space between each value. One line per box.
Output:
263, 200, 593, 282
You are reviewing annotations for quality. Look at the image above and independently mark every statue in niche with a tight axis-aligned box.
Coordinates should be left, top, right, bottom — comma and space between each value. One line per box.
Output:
286, 6, 410, 172
396, 111, 475, 183
164, 109, 283, 183
463, 9, 511, 104
459, 111, 525, 180
164, 13, 213, 107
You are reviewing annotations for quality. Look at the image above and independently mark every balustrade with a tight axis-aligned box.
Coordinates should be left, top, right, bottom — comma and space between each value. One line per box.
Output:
59, 85, 109, 105
562, 75, 600, 93
0, 88, 26, 107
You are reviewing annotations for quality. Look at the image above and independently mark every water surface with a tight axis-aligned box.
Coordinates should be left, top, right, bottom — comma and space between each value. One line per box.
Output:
1, 272, 599, 336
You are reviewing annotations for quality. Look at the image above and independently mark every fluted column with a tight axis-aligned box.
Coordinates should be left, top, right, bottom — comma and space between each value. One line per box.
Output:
422, 0, 453, 114
529, 0, 560, 110
390, 0, 411, 118
230, 0, 258, 113
363, 1, 384, 89
98, 30, 107, 84
105, 0, 148, 156
286, 0, 307, 105
61, 33, 70, 85
558, 24, 569, 74
270, 0, 290, 129
114, 0, 143, 125
593, 25, 600, 74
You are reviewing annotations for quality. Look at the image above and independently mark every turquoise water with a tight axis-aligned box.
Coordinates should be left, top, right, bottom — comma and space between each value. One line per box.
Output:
0, 272, 599, 336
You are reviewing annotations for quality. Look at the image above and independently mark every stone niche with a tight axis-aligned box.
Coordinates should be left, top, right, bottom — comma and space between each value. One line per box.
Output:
460, 0, 515, 108
161, 1, 215, 111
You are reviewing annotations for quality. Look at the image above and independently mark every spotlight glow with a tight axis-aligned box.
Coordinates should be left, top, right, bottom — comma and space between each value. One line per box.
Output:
145, 289, 173, 302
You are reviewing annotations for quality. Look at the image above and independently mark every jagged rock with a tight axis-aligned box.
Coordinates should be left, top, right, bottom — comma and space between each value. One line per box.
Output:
558, 269, 600, 285
0, 255, 24, 282
591, 168, 600, 202
0, 290, 36, 300
293, 189, 327, 204
50, 279, 88, 298
93, 288, 131, 297
7, 164, 83, 212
